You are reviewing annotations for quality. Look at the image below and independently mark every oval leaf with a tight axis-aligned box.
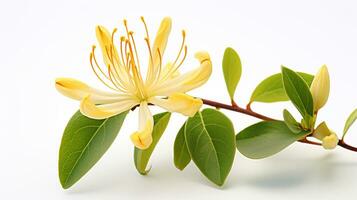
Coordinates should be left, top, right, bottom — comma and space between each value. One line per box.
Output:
174, 122, 191, 170
236, 121, 309, 159
343, 108, 357, 139
222, 47, 242, 100
134, 112, 171, 175
185, 108, 236, 186
250, 72, 314, 103
59, 110, 128, 189
283, 109, 301, 133
281, 66, 314, 118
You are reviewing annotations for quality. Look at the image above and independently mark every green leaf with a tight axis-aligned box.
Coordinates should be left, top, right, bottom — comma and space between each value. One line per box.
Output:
283, 109, 301, 133
184, 108, 236, 186
343, 108, 357, 139
236, 121, 309, 159
222, 47, 242, 100
59, 110, 128, 189
281, 66, 314, 118
134, 112, 171, 175
174, 122, 191, 170
250, 72, 314, 103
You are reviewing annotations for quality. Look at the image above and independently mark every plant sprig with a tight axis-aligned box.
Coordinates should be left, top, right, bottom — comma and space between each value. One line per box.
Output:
56, 21, 357, 188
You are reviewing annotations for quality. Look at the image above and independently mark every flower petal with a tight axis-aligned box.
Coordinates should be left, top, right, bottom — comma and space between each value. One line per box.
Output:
146, 17, 172, 85
150, 93, 202, 117
130, 102, 154, 149
152, 17, 172, 67
95, 26, 134, 92
153, 51, 212, 96
55, 77, 136, 104
96, 26, 119, 67
55, 78, 91, 101
80, 95, 137, 119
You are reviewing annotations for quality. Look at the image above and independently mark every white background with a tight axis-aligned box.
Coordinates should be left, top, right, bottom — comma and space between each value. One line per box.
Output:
1, 0, 357, 199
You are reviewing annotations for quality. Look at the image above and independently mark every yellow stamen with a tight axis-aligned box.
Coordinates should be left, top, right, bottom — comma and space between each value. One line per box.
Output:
156, 48, 163, 79
91, 45, 110, 80
172, 30, 186, 67
129, 31, 142, 75
119, 36, 126, 67
89, 52, 118, 91
145, 38, 154, 68
141, 16, 150, 41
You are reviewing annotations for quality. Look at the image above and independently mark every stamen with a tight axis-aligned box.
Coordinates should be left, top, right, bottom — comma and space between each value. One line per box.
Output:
111, 28, 117, 44
156, 48, 163, 78
120, 36, 126, 68
107, 63, 128, 93
172, 30, 186, 67
141, 16, 150, 41
91, 45, 110, 80
129, 31, 142, 74
144, 38, 154, 65
106, 48, 125, 89
89, 53, 118, 91
174, 45, 187, 70
107, 64, 120, 89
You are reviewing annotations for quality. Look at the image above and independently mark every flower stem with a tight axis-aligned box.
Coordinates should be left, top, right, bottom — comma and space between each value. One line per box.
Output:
201, 98, 357, 153
201, 98, 276, 121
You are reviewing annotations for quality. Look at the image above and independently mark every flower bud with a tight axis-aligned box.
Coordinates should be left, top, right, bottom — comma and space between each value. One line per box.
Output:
313, 122, 339, 150
310, 65, 330, 111
322, 132, 339, 150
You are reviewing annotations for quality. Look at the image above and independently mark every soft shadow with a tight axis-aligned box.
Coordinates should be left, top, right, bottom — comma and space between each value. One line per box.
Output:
229, 153, 357, 190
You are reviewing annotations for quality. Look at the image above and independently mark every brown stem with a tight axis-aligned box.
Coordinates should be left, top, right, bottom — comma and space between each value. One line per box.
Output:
201, 98, 276, 121
339, 140, 357, 152
201, 98, 357, 153
298, 137, 321, 146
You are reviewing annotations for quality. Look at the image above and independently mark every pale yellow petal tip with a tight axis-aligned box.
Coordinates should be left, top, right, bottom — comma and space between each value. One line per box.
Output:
322, 133, 339, 150
79, 95, 114, 119
95, 25, 107, 33
55, 78, 90, 100
195, 51, 211, 63
131, 132, 153, 150
170, 93, 203, 117
162, 17, 172, 25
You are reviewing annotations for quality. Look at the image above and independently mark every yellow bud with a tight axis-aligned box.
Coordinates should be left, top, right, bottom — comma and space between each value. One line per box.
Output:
313, 122, 339, 150
310, 65, 330, 111
322, 132, 339, 150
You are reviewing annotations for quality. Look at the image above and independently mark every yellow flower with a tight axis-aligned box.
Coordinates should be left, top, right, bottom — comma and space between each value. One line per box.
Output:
310, 65, 330, 111
55, 17, 212, 149
313, 122, 339, 150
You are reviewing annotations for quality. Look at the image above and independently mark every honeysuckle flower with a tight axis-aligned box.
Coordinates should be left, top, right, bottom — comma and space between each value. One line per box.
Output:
313, 122, 339, 150
55, 17, 212, 149
310, 65, 330, 112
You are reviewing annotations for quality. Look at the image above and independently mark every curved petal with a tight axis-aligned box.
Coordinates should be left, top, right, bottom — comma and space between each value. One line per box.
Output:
146, 17, 172, 85
149, 93, 202, 117
153, 51, 212, 96
130, 102, 154, 149
55, 77, 136, 104
160, 62, 180, 79
80, 95, 137, 119
96, 25, 120, 67
55, 78, 91, 101
95, 26, 133, 91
